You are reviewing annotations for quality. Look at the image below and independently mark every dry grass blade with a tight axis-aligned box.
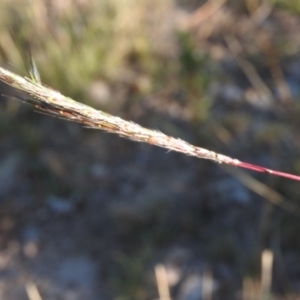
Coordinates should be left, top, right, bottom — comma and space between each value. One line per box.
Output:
260, 250, 273, 299
225, 35, 274, 106
155, 264, 171, 300
25, 282, 43, 300
0, 66, 300, 182
221, 165, 300, 216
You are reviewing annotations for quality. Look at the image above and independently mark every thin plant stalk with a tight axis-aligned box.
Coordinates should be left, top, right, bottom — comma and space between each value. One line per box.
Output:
0, 66, 300, 182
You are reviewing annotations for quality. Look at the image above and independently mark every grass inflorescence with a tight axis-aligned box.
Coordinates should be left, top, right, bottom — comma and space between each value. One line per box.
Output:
1, 66, 300, 188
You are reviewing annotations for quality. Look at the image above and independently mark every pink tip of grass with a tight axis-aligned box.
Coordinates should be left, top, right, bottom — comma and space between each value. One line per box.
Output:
233, 161, 300, 182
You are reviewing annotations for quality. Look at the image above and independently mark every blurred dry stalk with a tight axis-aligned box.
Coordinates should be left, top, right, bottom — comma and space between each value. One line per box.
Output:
260, 249, 273, 299
259, 32, 291, 105
25, 282, 43, 300
181, 0, 228, 30
222, 165, 300, 216
202, 269, 213, 300
155, 264, 171, 300
225, 35, 274, 107
243, 250, 273, 300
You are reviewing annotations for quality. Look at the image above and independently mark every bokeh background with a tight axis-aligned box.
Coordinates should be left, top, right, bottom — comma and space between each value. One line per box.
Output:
1, 0, 300, 299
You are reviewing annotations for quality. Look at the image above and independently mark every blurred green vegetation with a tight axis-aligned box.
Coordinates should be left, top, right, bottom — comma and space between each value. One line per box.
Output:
0, 0, 213, 123
273, 0, 300, 14
112, 245, 154, 300
0, 0, 169, 99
